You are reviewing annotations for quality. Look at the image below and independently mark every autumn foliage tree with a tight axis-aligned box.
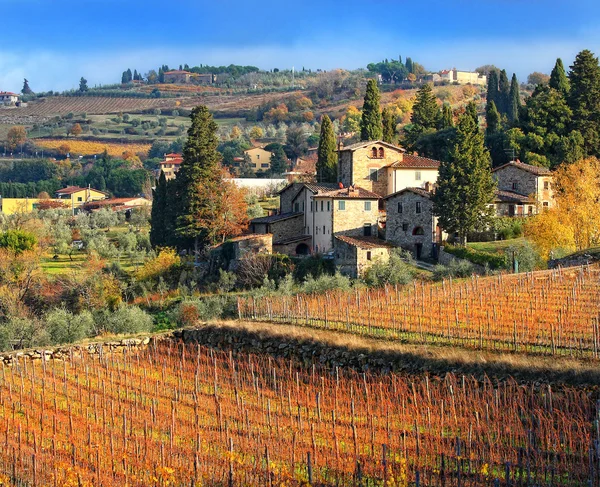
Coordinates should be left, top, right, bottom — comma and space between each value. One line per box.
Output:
525, 157, 600, 258
6, 126, 27, 151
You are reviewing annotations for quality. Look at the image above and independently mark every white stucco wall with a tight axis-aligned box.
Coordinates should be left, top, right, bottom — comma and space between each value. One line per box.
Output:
387, 168, 439, 195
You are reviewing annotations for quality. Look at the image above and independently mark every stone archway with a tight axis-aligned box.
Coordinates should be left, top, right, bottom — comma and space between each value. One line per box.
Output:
295, 243, 310, 256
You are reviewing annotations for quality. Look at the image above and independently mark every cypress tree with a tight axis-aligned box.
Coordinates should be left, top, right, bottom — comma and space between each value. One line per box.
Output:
498, 69, 510, 115
360, 79, 383, 141
382, 108, 396, 143
508, 73, 521, 123
486, 70, 499, 109
439, 104, 454, 129
466, 101, 478, 128
175, 105, 222, 255
404, 83, 440, 149
549, 58, 570, 95
316, 115, 338, 182
432, 111, 496, 246
568, 49, 600, 156
150, 172, 167, 248
269, 145, 288, 175
485, 101, 501, 136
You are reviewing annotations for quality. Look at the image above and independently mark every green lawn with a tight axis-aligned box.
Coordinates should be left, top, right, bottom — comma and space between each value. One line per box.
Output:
40, 253, 87, 275
467, 237, 526, 254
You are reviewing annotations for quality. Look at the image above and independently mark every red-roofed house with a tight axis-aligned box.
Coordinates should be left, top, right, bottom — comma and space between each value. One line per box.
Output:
158, 153, 183, 180
0, 92, 19, 105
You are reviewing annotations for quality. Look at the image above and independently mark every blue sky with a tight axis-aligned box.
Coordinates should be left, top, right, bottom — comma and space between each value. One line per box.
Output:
1, 0, 600, 92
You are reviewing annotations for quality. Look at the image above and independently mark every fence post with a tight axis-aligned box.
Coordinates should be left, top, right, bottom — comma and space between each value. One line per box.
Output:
307, 451, 313, 485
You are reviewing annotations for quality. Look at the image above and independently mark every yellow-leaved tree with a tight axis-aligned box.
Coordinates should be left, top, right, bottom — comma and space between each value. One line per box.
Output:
525, 157, 600, 258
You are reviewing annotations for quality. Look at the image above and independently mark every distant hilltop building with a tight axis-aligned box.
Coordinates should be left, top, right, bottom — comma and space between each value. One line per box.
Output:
440, 68, 486, 86
0, 92, 20, 106
163, 70, 215, 85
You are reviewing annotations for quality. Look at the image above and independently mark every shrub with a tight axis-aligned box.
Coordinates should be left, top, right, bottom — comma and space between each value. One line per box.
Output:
216, 269, 237, 293
136, 248, 181, 283
301, 272, 352, 294
363, 249, 414, 287
293, 255, 335, 282
491, 217, 525, 240
46, 308, 94, 345
176, 295, 237, 324
0, 230, 37, 253
97, 305, 153, 335
504, 241, 544, 272
432, 259, 475, 280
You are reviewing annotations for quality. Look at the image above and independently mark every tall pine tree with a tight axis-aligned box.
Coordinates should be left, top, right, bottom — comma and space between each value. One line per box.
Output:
404, 83, 439, 149
269, 145, 288, 175
485, 101, 501, 136
360, 79, 383, 141
175, 105, 222, 256
508, 73, 520, 123
497, 70, 511, 115
486, 70, 499, 110
381, 108, 396, 143
432, 111, 496, 245
439, 104, 454, 129
316, 115, 338, 182
549, 58, 569, 95
568, 49, 600, 156
150, 171, 168, 248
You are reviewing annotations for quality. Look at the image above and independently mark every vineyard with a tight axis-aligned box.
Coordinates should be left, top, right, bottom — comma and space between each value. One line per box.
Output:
33, 139, 151, 157
0, 342, 598, 486
239, 266, 600, 358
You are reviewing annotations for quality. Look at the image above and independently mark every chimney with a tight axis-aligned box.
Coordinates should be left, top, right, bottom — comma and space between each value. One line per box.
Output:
337, 136, 344, 151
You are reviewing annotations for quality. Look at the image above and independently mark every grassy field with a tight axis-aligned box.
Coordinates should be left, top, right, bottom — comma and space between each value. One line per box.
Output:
467, 237, 526, 253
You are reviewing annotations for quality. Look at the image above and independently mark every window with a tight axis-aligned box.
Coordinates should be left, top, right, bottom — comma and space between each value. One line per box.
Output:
323, 225, 326, 234
415, 171, 421, 181
301, 202, 304, 211
257, 154, 260, 160
371, 147, 378, 158
327, 201, 330, 211
338, 200, 345, 211
544, 181, 550, 190
369, 168, 378, 182
512, 181, 518, 190
398, 202, 403, 214
366, 251, 372, 261
402, 222, 409, 232
77, 197, 82, 202
528, 205, 533, 215
261, 163, 269, 168
413, 227, 425, 236
378, 148, 384, 158
320, 201, 324, 212
363, 224, 372, 237
364, 201, 371, 211
294, 202, 300, 212
543, 201, 549, 209
416, 201, 422, 214
310, 202, 313, 211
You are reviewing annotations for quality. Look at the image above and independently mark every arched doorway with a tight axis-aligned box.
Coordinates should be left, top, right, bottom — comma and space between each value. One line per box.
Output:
295, 243, 310, 256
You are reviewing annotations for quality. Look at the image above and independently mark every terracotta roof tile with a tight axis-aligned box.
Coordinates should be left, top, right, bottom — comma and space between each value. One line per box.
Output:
338, 140, 405, 152
251, 212, 303, 224
492, 161, 551, 176
390, 154, 441, 169
318, 186, 381, 199
494, 190, 536, 203
335, 235, 396, 249
384, 187, 433, 200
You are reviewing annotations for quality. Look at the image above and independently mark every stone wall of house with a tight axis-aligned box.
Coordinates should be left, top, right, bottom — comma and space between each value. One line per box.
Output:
339, 144, 403, 196
279, 183, 304, 213
494, 166, 538, 197
333, 238, 358, 277
386, 192, 435, 259
273, 238, 311, 256
251, 222, 269, 234
332, 198, 380, 238
270, 214, 305, 243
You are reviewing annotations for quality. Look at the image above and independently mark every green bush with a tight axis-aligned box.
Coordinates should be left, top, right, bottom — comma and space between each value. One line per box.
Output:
97, 306, 154, 335
301, 272, 352, 294
293, 255, 335, 281
46, 308, 94, 345
504, 241, 544, 272
432, 260, 475, 280
444, 244, 507, 269
363, 249, 414, 287
491, 217, 525, 240
177, 295, 237, 323
0, 230, 37, 253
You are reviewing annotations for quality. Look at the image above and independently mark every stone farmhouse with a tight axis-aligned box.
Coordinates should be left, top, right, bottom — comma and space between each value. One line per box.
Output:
492, 161, 553, 216
0, 92, 19, 106
440, 69, 486, 86
246, 140, 555, 277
